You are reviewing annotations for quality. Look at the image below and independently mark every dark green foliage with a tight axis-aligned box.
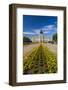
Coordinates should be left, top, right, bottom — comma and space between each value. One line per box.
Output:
23, 36, 32, 44
52, 33, 57, 43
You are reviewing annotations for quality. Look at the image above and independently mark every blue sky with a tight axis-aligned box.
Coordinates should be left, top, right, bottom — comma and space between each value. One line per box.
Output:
23, 15, 57, 39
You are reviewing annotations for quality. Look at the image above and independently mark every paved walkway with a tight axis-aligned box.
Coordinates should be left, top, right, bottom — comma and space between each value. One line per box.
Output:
23, 43, 39, 57
44, 43, 57, 55
23, 43, 57, 57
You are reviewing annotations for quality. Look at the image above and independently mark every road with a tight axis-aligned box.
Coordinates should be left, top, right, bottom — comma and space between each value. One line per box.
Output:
23, 43, 39, 57
23, 43, 57, 57
44, 43, 57, 55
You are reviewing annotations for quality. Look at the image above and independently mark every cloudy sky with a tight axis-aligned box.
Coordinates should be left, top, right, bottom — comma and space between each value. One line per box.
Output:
23, 15, 57, 39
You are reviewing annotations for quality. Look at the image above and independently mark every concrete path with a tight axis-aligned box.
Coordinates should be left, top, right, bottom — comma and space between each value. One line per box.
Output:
23, 43, 39, 57
23, 43, 57, 57
44, 43, 57, 55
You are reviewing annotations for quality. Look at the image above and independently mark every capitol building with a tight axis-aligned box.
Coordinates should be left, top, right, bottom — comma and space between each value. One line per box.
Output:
31, 30, 52, 43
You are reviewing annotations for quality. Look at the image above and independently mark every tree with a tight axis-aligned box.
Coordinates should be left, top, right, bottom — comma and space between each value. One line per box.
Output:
23, 36, 32, 44
52, 33, 57, 43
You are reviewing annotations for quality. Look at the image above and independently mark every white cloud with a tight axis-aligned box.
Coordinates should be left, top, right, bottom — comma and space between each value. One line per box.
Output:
33, 29, 40, 34
33, 29, 49, 34
23, 32, 35, 35
32, 24, 57, 34
42, 25, 57, 31
23, 24, 57, 35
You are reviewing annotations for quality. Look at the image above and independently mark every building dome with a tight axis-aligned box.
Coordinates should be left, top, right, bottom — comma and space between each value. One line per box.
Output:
40, 30, 44, 42
40, 30, 43, 34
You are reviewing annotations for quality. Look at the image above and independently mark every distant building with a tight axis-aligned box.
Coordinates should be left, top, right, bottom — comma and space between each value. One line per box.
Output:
31, 30, 52, 43
31, 36, 40, 42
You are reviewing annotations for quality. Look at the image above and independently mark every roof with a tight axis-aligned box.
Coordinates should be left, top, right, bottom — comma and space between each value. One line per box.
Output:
40, 30, 43, 34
